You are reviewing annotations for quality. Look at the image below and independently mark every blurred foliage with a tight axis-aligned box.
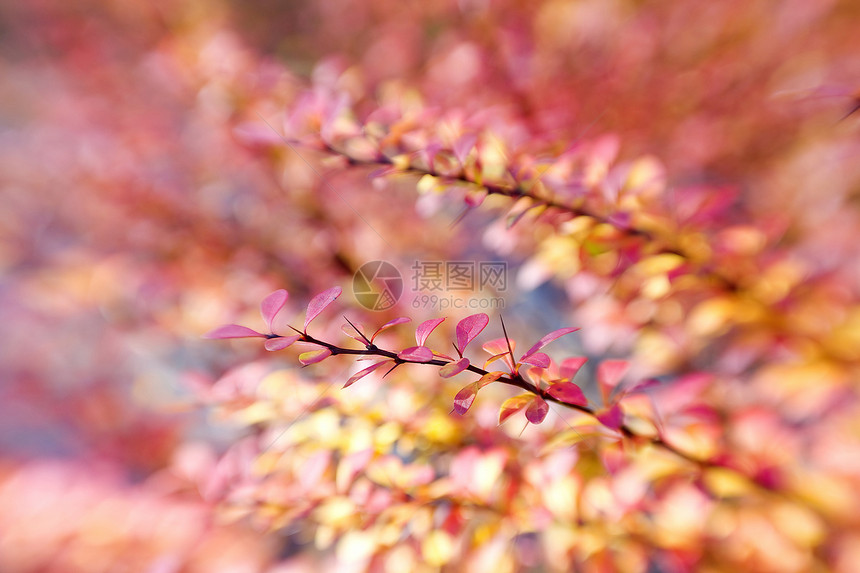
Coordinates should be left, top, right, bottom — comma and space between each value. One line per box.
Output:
1, 0, 860, 571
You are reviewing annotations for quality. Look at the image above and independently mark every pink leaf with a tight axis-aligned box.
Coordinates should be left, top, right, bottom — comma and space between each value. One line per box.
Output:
260, 289, 289, 332
371, 317, 411, 342
453, 133, 478, 164
499, 394, 532, 424
344, 360, 390, 388
547, 382, 588, 407
455, 313, 490, 354
525, 396, 549, 424
482, 337, 514, 355
264, 334, 301, 351
397, 346, 434, 362
598, 360, 630, 403
519, 352, 551, 368
627, 378, 661, 394
520, 327, 580, 362
341, 322, 368, 343
415, 318, 446, 347
439, 357, 470, 378
482, 338, 516, 371
560, 357, 588, 380
299, 348, 332, 366
452, 382, 479, 415
596, 403, 624, 430
203, 324, 265, 339
304, 287, 342, 332
465, 189, 487, 208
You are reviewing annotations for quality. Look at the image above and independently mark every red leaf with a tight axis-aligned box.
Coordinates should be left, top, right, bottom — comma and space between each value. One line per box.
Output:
344, 359, 390, 388
519, 351, 551, 368
560, 357, 588, 380
525, 396, 549, 424
455, 313, 489, 354
260, 289, 289, 332
299, 348, 332, 366
415, 318, 446, 347
203, 324, 265, 339
439, 357, 470, 378
264, 334, 301, 351
452, 382, 479, 415
598, 360, 630, 403
520, 327, 580, 362
371, 317, 411, 342
547, 382, 588, 407
304, 286, 342, 332
397, 346, 434, 362
498, 394, 532, 424
596, 403, 624, 430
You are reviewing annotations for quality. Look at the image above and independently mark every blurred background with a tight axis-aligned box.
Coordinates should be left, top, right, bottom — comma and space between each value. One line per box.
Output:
1, 0, 859, 571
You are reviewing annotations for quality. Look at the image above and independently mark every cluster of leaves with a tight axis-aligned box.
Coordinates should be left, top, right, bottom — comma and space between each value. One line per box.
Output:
206, 287, 648, 435
5, 0, 860, 572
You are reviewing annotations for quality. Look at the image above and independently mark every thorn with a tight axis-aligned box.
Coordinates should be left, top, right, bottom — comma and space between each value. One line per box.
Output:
499, 315, 515, 364
343, 315, 372, 345
382, 363, 400, 378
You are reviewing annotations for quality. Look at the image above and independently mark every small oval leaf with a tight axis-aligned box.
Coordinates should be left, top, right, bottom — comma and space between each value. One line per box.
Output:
415, 318, 446, 347
203, 324, 265, 339
519, 351, 551, 368
452, 382, 479, 415
547, 381, 588, 407
596, 403, 624, 430
439, 357, 470, 378
344, 359, 391, 388
477, 371, 504, 387
628, 378, 661, 394
371, 317, 411, 343
341, 321, 368, 343
304, 287, 342, 332
397, 346, 434, 362
299, 348, 332, 366
264, 334, 301, 351
455, 313, 490, 354
482, 337, 515, 355
520, 327, 580, 362
260, 289, 289, 332
498, 394, 532, 425
525, 396, 549, 424
482, 338, 516, 371
560, 357, 588, 380
598, 360, 630, 403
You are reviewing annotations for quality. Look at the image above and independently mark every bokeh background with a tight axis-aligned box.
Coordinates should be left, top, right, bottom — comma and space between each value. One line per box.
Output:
2, 0, 860, 571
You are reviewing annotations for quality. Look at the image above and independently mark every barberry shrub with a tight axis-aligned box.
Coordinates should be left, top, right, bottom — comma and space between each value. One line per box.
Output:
204, 68, 860, 569
4, 0, 860, 572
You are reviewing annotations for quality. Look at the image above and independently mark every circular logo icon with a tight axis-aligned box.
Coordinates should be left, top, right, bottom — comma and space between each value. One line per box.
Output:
353, 261, 403, 311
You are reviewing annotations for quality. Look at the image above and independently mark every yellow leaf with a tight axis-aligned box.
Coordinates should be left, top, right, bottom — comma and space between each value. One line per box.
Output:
703, 467, 754, 498
422, 530, 455, 566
